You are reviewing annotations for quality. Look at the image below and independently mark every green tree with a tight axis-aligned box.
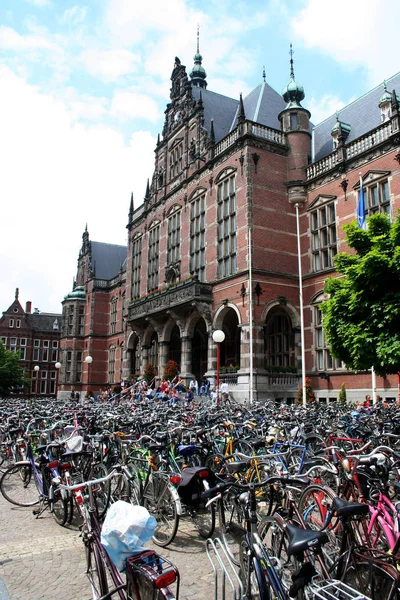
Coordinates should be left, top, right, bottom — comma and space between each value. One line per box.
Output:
321, 213, 400, 377
338, 382, 347, 405
0, 342, 29, 396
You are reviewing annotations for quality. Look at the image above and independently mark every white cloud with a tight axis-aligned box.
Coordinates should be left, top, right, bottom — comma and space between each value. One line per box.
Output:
0, 25, 56, 51
307, 94, 349, 126
79, 48, 140, 82
110, 90, 160, 122
60, 6, 87, 26
291, 0, 400, 85
0, 66, 155, 313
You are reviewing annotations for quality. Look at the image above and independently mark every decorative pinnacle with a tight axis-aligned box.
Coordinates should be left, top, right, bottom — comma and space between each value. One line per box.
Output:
262, 66, 266, 83
289, 43, 295, 79
197, 24, 200, 54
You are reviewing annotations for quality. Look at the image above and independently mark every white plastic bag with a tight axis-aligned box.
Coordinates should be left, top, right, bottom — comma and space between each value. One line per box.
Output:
101, 501, 156, 571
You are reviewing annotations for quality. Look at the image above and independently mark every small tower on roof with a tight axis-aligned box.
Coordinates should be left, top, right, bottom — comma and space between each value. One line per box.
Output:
190, 26, 207, 89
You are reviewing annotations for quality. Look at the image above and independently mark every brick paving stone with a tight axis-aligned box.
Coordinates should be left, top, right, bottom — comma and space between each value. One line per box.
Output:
0, 493, 230, 599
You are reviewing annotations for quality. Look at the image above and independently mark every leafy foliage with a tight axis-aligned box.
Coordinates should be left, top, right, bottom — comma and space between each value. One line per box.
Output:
163, 360, 179, 381
143, 362, 156, 383
321, 213, 400, 377
296, 377, 315, 404
0, 342, 30, 396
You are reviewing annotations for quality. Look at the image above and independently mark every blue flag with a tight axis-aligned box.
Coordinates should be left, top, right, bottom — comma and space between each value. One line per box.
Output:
357, 184, 365, 229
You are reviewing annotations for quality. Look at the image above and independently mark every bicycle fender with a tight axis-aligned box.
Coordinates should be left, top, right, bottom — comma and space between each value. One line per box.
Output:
169, 483, 183, 515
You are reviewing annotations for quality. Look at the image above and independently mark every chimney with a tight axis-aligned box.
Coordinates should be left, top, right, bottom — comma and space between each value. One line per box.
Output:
25, 301, 32, 314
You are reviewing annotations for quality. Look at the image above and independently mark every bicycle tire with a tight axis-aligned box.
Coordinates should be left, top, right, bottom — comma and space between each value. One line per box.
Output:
85, 541, 109, 600
189, 503, 216, 538
239, 538, 271, 600
258, 514, 302, 599
0, 461, 40, 506
143, 475, 180, 547
91, 463, 111, 520
342, 560, 400, 600
49, 484, 69, 526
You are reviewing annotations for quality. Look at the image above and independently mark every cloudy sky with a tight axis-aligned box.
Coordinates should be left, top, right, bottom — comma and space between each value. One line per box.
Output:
1, 0, 399, 314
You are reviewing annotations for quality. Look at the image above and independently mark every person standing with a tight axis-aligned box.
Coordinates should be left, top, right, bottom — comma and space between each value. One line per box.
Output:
189, 376, 199, 396
220, 380, 229, 402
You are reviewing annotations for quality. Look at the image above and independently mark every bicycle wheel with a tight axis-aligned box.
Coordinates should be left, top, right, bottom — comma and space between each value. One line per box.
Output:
258, 515, 300, 598
239, 538, 270, 600
89, 463, 111, 520
0, 461, 40, 506
189, 503, 216, 538
343, 560, 400, 600
218, 489, 247, 566
85, 541, 109, 600
297, 484, 342, 571
143, 475, 180, 547
49, 484, 69, 526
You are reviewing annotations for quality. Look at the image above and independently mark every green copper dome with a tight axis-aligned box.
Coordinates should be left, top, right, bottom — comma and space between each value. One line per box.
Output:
190, 29, 207, 89
331, 119, 351, 135
64, 285, 86, 301
282, 44, 305, 108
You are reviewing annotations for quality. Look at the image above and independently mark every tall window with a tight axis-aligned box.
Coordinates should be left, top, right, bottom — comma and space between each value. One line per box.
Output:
108, 346, 116, 384
76, 351, 82, 382
311, 202, 337, 272
265, 312, 292, 368
169, 142, 183, 180
78, 306, 84, 335
190, 191, 206, 281
68, 305, 74, 335
147, 225, 160, 292
217, 174, 237, 278
33, 339, 40, 362
51, 340, 58, 362
131, 235, 142, 300
314, 304, 344, 371
359, 179, 390, 218
110, 297, 117, 334
167, 209, 181, 265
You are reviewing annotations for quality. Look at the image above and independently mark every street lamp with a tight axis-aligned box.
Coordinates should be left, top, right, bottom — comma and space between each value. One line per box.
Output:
85, 355, 93, 395
34, 365, 40, 399
55, 362, 61, 399
212, 330, 225, 403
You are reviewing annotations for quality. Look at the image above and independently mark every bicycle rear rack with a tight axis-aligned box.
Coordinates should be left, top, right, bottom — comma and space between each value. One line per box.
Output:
206, 538, 243, 600
310, 579, 371, 600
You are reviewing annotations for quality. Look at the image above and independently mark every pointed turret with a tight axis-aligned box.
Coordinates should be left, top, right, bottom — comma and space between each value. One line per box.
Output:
281, 44, 305, 109
190, 26, 207, 89
210, 118, 215, 144
237, 93, 246, 125
144, 179, 150, 203
128, 192, 134, 223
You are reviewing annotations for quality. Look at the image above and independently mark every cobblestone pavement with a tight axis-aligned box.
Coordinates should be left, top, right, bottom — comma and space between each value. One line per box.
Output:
0, 491, 219, 600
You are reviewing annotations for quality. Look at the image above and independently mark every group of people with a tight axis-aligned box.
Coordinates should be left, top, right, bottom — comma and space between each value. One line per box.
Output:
80, 374, 229, 406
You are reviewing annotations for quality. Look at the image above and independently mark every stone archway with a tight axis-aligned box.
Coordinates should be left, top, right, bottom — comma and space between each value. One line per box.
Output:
169, 324, 182, 369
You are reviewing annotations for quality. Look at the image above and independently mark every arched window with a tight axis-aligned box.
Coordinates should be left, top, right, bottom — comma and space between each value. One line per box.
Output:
265, 311, 293, 369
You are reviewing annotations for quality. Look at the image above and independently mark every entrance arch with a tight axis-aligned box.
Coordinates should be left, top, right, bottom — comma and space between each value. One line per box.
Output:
192, 318, 208, 381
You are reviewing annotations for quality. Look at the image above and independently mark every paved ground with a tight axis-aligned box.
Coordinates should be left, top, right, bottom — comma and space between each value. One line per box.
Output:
0, 491, 224, 600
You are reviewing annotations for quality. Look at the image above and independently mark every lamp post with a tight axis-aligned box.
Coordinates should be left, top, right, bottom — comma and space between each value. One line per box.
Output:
55, 362, 61, 399
34, 365, 40, 399
85, 355, 93, 397
212, 330, 225, 404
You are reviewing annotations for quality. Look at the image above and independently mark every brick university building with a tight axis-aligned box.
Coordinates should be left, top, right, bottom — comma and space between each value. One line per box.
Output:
20, 48, 400, 402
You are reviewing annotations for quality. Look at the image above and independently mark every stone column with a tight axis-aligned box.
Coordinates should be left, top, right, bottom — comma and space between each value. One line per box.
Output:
141, 345, 149, 374
158, 341, 170, 377
180, 336, 193, 380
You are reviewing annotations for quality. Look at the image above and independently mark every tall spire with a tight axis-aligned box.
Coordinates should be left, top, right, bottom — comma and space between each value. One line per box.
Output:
144, 178, 150, 203
262, 66, 266, 83
281, 43, 305, 108
190, 25, 207, 89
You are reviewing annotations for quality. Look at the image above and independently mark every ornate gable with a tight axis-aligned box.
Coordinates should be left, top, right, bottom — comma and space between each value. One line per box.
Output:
162, 57, 196, 139
307, 194, 337, 211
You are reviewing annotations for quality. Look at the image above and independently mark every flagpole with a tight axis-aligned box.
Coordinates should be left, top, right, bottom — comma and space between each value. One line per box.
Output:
371, 366, 377, 405
357, 172, 365, 229
295, 203, 307, 408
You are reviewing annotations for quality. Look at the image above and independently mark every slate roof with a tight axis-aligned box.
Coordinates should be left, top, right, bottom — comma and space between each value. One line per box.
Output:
27, 313, 62, 332
192, 81, 286, 142
90, 241, 127, 280
192, 87, 238, 143
312, 71, 400, 162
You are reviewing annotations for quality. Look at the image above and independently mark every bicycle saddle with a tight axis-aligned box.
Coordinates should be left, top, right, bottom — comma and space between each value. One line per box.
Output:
332, 496, 369, 518
285, 523, 328, 557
